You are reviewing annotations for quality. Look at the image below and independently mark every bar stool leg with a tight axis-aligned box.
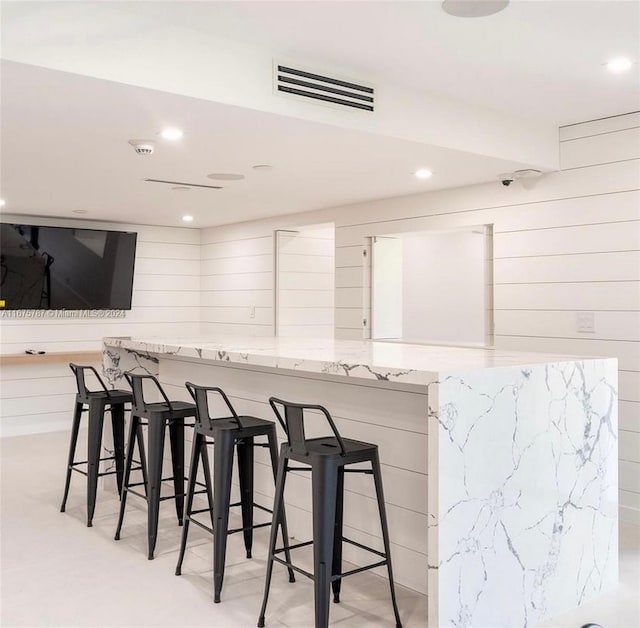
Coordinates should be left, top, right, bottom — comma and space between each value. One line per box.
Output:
86, 398, 106, 527
237, 436, 255, 558
312, 459, 339, 628
257, 452, 289, 628
111, 403, 126, 497
213, 430, 235, 603
331, 467, 345, 603
168, 418, 185, 525
136, 422, 149, 497
115, 415, 140, 540
175, 431, 203, 576
266, 430, 295, 583
60, 400, 83, 513
371, 452, 403, 628
200, 438, 214, 528
147, 417, 167, 560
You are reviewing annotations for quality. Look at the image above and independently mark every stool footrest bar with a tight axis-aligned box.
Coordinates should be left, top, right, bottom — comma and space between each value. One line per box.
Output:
272, 556, 314, 580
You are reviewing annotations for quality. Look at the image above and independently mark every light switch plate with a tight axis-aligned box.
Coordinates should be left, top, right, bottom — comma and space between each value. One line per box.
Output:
576, 311, 595, 333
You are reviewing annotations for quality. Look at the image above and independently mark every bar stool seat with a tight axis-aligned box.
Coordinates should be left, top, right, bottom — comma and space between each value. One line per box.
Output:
175, 382, 295, 604
114, 372, 198, 560
258, 398, 403, 628
60, 363, 147, 527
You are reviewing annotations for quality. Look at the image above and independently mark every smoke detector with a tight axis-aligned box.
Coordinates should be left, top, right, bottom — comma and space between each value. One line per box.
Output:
128, 139, 155, 155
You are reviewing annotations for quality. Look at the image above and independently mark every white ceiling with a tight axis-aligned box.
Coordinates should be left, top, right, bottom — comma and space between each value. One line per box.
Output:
0, 1, 638, 228
119, 0, 639, 125
0, 61, 523, 227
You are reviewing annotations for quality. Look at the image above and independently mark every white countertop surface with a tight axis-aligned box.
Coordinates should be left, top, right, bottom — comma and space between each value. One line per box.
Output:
103, 336, 594, 384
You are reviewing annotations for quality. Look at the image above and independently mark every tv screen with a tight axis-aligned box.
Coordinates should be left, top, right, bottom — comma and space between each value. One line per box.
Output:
0, 223, 137, 310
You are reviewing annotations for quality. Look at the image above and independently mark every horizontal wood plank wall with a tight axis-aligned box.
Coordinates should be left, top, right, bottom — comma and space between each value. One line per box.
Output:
200, 112, 640, 523
0, 217, 201, 436
200, 212, 337, 337
277, 224, 335, 338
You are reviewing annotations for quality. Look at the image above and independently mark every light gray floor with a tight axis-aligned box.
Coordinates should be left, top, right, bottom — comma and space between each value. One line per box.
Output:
1, 429, 638, 627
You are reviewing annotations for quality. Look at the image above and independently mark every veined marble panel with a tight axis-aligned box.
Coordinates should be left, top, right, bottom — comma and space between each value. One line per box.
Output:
429, 359, 618, 627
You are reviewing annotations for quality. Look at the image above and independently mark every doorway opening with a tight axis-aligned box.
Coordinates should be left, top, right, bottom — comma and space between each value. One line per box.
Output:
371, 225, 493, 347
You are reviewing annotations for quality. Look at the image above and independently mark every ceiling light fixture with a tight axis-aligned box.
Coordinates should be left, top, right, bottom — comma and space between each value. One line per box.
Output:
0, 199, 6, 208
207, 173, 245, 181
414, 169, 433, 179
160, 127, 184, 141
606, 57, 633, 73
182, 215, 194, 222
442, 0, 509, 18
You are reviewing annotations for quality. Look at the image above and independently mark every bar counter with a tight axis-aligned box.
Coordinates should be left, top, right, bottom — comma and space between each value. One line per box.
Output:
103, 336, 618, 628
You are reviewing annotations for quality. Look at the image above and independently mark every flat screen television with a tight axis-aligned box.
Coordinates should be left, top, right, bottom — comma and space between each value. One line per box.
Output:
0, 223, 137, 310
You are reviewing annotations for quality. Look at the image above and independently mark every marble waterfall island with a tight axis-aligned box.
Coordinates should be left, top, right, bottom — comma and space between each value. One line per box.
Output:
103, 336, 618, 628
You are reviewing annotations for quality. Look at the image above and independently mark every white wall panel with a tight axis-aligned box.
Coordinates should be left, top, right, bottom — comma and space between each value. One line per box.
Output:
495, 281, 640, 311
201, 290, 272, 308
494, 221, 640, 258
560, 127, 640, 169
559, 112, 640, 141
494, 251, 640, 284
620, 371, 640, 403
201, 254, 272, 275
495, 310, 640, 341
620, 401, 640, 433
201, 272, 272, 291
276, 225, 334, 338
201, 236, 272, 259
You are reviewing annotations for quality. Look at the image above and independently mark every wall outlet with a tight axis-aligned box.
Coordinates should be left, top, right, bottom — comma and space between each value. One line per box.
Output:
249, 305, 256, 319
576, 311, 595, 333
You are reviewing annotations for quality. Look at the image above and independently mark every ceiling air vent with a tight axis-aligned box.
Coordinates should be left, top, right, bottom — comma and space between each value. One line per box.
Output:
144, 178, 222, 190
274, 63, 374, 112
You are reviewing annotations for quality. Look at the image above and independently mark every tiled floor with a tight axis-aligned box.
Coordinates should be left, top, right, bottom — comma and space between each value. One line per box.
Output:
1, 429, 638, 627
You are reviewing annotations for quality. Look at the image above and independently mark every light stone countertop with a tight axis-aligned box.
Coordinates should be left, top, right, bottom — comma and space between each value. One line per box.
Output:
103, 335, 594, 385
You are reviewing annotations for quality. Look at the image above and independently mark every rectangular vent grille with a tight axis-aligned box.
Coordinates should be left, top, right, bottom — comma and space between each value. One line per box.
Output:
275, 64, 374, 112
144, 178, 222, 190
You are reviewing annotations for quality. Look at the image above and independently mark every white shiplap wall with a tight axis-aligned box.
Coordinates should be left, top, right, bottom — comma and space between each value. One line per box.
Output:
277, 224, 334, 338
199, 112, 640, 523
0, 217, 201, 436
200, 214, 337, 337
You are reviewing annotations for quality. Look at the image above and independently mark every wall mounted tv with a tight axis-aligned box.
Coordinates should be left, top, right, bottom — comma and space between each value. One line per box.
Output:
0, 223, 137, 310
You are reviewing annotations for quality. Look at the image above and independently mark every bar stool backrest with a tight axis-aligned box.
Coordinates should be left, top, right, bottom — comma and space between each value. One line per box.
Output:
124, 371, 174, 415
268, 397, 347, 457
185, 381, 243, 429
69, 363, 112, 402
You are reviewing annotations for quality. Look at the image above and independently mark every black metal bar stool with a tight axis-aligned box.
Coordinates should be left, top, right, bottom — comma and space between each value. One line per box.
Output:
60, 363, 146, 527
258, 398, 402, 628
175, 382, 295, 603
114, 372, 198, 560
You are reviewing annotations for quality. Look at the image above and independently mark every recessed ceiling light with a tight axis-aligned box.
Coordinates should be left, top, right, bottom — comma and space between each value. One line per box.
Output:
182, 215, 194, 222
606, 57, 633, 73
414, 169, 433, 179
252, 164, 274, 171
160, 127, 184, 141
72, 209, 89, 214
442, 0, 509, 18
206, 173, 245, 181
0, 199, 6, 208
